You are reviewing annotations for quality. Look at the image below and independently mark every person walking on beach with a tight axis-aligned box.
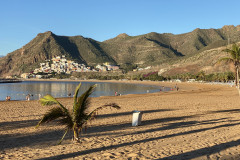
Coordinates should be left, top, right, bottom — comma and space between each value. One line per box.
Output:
5, 96, 11, 101
26, 94, 30, 101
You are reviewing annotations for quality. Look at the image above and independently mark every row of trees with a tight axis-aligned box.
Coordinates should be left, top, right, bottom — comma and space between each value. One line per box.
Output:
130, 71, 234, 82
165, 72, 235, 82
54, 70, 235, 83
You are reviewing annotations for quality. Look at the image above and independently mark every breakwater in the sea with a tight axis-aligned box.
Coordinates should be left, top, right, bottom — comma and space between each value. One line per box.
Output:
0, 79, 22, 83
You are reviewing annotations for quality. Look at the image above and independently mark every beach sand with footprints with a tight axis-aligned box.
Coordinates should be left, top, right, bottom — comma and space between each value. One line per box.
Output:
0, 81, 240, 159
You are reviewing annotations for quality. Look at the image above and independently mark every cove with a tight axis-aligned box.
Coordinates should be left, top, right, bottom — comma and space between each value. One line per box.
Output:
0, 81, 170, 101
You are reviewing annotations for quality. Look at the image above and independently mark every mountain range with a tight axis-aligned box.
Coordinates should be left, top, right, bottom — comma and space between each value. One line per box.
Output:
1, 25, 240, 77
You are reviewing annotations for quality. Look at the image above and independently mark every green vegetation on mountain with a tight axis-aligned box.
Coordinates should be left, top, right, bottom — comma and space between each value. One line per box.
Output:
1, 25, 240, 77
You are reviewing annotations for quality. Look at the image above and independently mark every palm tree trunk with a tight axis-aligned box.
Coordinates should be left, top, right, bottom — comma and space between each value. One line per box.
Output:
73, 128, 79, 142
235, 70, 238, 87
237, 68, 239, 87
236, 67, 240, 96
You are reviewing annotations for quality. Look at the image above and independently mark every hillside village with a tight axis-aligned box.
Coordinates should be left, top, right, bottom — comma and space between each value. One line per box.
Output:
20, 55, 121, 79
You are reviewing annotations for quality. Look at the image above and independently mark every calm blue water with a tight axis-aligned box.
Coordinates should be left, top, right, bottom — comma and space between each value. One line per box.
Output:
0, 81, 169, 101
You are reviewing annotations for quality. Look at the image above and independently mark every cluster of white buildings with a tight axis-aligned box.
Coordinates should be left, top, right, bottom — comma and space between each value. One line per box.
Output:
21, 55, 120, 79
33, 55, 92, 74
96, 62, 120, 72
133, 66, 152, 72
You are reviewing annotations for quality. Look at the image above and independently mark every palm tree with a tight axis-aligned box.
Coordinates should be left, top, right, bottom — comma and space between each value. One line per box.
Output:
219, 43, 240, 88
196, 71, 206, 81
36, 83, 120, 144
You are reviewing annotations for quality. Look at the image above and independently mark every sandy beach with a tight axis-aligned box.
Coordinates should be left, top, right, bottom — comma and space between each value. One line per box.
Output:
0, 81, 240, 160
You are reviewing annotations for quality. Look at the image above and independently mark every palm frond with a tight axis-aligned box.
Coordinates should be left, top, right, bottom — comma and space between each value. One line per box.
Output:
59, 116, 74, 129
40, 95, 58, 106
36, 107, 66, 128
222, 48, 232, 53
40, 95, 69, 114
101, 103, 121, 109
230, 51, 238, 59
58, 128, 69, 145
223, 44, 240, 60
85, 103, 120, 123
73, 84, 97, 123
218, 57, 234, 64
73, 83, 81, 110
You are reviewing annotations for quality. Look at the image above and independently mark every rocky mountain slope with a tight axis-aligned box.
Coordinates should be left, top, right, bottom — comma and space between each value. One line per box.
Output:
1, 25, 240, 77
155, 44, 238, 76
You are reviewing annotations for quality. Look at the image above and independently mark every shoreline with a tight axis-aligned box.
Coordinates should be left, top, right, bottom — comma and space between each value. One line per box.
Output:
0, 79, 229, 102
1, 79, 175, 102
1, 81, 240, 159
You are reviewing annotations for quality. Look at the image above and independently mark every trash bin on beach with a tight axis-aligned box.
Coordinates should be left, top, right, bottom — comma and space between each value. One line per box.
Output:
132, 110, 143, 126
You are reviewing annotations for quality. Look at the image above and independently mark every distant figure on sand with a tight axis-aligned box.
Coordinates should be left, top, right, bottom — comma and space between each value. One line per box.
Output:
5, 96, 11, 101
115, 92, 121, 96
26, 94, 30, 101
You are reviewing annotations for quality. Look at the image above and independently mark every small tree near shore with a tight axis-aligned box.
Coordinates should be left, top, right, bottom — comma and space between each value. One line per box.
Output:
36, 83, 120, 144
219, 43, 240, 94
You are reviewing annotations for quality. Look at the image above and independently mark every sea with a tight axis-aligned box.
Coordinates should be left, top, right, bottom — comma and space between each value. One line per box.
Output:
0, 81, 170, 101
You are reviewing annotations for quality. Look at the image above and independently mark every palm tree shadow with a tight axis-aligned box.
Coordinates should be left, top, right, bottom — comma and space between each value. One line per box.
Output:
0, 119, 39, 131
0, 112, 197, 150
120, 118, 230, 137
96, 109, 174, 119
162, 139, 240, 159
1, 108, 239, 156
35, 121, 240, 160
84, 114, 195, 136
0, 128, 73, 151
0, 109, 173, 150
209, 109, 240, 114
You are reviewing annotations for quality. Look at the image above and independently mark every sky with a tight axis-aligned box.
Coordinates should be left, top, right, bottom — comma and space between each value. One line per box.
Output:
1, 0, 240, 56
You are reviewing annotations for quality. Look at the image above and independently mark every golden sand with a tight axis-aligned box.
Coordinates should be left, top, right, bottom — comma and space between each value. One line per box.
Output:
0, 81, 240, 159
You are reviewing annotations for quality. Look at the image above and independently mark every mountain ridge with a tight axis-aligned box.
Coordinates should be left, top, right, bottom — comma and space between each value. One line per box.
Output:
1, 25, 240, 77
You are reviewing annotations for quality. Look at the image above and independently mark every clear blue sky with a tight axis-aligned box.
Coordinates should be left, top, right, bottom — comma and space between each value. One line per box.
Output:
1, 0, 240, 56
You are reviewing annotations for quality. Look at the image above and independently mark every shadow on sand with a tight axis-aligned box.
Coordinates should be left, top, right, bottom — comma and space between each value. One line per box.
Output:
35, 121, 240, 160
1, 108, 240, 159
0, 109, 172, 150
96, 109, 173, 119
